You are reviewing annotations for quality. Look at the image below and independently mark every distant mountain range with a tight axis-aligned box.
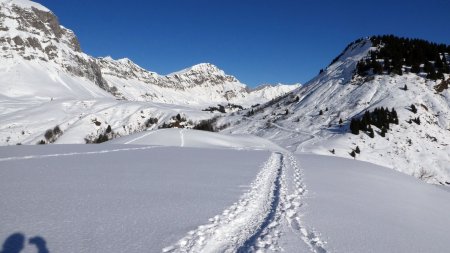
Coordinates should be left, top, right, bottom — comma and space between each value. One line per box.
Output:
0, 0, 298, 106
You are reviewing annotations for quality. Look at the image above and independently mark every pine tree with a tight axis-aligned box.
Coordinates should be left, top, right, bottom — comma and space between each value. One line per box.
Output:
411, 104, 417, 113
368, 127, 375, 138
355, 146, 361, 154
319, 110, 323, 116
339, 118, 343, 125
350, 150, 356, 158
411, 64, 420, 73
350, 119, 360, 135
380, 127, 387, 137
403, 84, 408, 91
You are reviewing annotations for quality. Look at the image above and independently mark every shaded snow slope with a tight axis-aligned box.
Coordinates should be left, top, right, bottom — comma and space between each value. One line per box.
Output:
0, 57, 111, 99
109, 128, 283, 151
223, 38, 450, 184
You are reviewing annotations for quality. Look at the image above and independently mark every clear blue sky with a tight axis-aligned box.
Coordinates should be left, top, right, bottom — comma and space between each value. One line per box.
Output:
36, 0, 450, 87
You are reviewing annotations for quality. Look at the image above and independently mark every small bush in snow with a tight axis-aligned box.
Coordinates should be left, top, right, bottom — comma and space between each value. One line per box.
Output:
44, 129, 54, 141
417, 168, 436, 181
53, 125, 62, 135
193, 119, 216, 132
145, 117, 158, 127
412, 117, 421, 125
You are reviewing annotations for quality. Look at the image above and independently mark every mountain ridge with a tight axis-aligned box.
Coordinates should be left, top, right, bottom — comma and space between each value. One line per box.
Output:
0, 0, 298, 105
221, 37, 450, 185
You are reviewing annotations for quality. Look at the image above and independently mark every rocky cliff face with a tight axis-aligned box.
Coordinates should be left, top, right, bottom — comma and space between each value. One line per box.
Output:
0, 0, 112, 91
97, 57, 251, 105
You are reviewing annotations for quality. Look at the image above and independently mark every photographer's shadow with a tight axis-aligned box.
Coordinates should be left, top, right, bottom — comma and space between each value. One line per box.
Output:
1, 233, 49, 253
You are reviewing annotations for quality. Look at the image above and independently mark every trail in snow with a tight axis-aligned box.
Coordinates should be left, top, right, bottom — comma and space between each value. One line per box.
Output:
163, 152, 327, 253
124, 129, 162, 144
163, 152, 283, 253
179, 129, 185, 147
284, 154, 327, 253
0, 146, 157, 162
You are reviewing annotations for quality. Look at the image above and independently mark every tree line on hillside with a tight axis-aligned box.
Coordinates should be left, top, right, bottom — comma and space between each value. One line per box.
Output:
356, 35, 450, 80
350, 107, 399, 137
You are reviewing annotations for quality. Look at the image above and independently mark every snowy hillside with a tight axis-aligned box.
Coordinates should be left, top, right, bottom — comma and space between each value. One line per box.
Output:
109, 128, 283, 151
222, 38, 450, 185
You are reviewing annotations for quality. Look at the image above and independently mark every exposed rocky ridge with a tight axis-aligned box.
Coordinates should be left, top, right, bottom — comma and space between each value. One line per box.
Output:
0, 0, 111, 91
98, 59, 241, 90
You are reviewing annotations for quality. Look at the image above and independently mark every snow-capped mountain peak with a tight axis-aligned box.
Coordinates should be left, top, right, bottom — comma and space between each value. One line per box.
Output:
0, 0, 50, 12
169, 63, 224, 76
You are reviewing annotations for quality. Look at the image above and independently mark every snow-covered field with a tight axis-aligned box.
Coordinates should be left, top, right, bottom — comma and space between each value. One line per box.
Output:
0, 144, 270, 252
1, 131, 450, 252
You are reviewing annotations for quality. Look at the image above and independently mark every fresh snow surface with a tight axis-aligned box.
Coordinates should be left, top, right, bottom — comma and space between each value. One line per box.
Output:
0, 144, 271, 253
297, 154, 450, 253
109, 128, 283, 151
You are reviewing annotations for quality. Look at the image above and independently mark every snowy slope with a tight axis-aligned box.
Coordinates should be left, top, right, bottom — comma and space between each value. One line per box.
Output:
2, 143, 449, 252
222, 38, 450, 185
0, 97, 214, 145
0, 144, 271, 253
297, 154, 450, 253
109, 128, 283, 151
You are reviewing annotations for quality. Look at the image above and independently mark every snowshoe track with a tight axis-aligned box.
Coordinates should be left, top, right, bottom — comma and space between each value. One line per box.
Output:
284, 154, 327, 253
0, 146, 157, 162
163, 152, 328, 253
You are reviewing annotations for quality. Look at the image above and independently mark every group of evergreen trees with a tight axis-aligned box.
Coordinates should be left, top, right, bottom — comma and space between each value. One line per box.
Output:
356, 35, 450, 80
349, 107, 399, 137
